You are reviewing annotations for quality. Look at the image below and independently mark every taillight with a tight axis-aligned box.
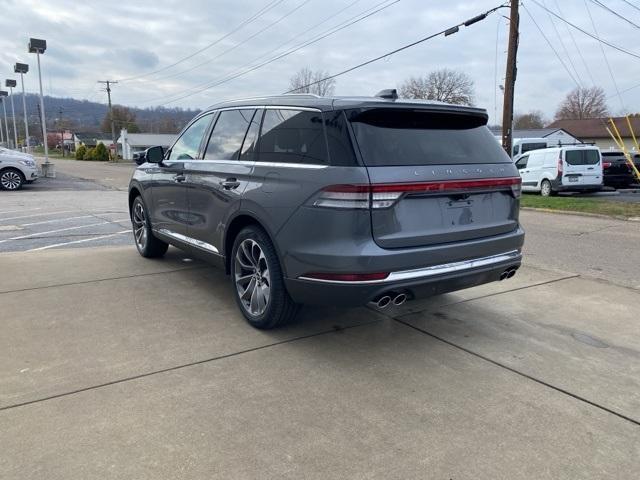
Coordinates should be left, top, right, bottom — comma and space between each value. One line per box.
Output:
314, 177, 522, 209
602, 161, 612, 169
558, 155, 563, 175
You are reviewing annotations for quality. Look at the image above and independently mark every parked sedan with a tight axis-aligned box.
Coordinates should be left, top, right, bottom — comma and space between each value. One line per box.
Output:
0, 148, 38, 190
601, 151, 638, 188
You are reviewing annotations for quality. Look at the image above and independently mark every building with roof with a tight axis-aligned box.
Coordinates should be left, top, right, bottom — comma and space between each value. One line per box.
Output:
547, 116, 640, 151
117, 129, 176, 160
73, 132, 113, 151
489, 127, 580, 146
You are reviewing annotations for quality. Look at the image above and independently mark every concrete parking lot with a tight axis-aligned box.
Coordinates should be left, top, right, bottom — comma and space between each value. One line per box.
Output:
1, 160, 639, 479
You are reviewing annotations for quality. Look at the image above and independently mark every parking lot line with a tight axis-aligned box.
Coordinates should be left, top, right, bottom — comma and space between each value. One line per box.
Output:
28, 230, 132, 251
0, 218, 131, 243
0, 210, 78, 222
21, 215, 95, 227
0, 208, 43, 215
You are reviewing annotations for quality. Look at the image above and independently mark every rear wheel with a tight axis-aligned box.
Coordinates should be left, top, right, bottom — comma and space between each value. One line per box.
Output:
231, 225, 299, 329
540, 179, 554, 197
0, 168, 25, 191
131, 196, 168, 258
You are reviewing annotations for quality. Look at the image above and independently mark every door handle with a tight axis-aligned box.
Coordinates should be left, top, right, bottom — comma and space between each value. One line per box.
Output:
173, 174, 186, 183
220, 178, 241, 190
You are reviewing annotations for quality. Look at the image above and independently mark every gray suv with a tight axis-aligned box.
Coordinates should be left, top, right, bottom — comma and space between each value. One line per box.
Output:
128, 91, 524, 329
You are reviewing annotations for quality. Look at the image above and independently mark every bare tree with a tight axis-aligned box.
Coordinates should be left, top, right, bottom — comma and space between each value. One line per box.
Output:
554, 86, 609, 120
289, 67, 336, 96
514, 110, 546, 129
399, 69, 475, 105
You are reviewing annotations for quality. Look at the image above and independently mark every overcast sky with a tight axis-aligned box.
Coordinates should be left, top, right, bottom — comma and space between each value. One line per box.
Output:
0, 0, 638, 123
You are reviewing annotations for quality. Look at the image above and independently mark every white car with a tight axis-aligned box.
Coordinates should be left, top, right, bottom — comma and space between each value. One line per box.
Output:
515, 145, 603, 196
0, 148, 38, 191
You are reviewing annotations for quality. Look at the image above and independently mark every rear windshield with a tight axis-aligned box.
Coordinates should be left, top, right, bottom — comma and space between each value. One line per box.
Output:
565, 150, 600, 165
347, 108, 510, 166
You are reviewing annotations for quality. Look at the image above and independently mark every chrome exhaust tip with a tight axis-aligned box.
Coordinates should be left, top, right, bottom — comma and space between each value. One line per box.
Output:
506, 268, 517, 279
377, 295, 392, 308
393, 293, 407, 306
499, 271, 509, 281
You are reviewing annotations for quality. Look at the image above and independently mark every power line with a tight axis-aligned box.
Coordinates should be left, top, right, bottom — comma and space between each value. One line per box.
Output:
620, 0, 640, 13
542, 0, 583, 86
552, 0, 597, 86
523, 5, 581, 88
141, 0, 315, 84
115, 0, 287, 82
583, 0, 623, 109
529, 0, 640, 61
283, 3, 508, 95
147, 0, 400, 106
589, 0, 640, 30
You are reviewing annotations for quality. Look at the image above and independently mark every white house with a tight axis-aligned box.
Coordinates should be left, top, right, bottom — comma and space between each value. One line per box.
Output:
118, 129, 176, 160
491, 127, 581, 146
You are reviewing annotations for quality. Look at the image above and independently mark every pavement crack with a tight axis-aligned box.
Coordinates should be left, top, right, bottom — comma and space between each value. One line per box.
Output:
0, 320, 381, 413
391, 317, 640, 427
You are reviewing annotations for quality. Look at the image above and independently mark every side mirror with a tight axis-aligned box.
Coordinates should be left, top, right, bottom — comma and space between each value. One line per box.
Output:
140, 146, 164, 165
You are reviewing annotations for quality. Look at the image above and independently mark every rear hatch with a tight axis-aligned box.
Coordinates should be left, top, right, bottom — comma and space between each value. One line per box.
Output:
563, 148, 602, 186
346, 107, 520, 249
601, 152, 631, 176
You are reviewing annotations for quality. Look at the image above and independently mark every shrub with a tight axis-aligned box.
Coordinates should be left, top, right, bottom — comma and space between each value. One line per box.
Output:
94, 143, 109, 162
83, 147, 96, 161
75, 145, 86, 160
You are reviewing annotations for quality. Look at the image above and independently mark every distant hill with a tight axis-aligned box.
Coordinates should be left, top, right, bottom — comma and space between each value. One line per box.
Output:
5, 94, 199, 136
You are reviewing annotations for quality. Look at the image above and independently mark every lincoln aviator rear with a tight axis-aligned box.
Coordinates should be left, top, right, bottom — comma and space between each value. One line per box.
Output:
128, 91, 524, 329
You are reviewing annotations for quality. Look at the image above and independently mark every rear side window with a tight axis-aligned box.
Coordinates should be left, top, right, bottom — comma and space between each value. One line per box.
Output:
205, 109, 256, 160
521, 142, 547, 154
258, 109, 328, 165
347, 108, 510, 166
565, 150, 600, 166
324, 111, 357, 166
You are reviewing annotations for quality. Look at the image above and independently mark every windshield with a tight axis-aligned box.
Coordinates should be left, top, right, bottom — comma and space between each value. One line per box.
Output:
347, 108, 510, 166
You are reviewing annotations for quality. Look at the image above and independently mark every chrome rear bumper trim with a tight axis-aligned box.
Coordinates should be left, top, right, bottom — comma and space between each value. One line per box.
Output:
298, 250, 521, 285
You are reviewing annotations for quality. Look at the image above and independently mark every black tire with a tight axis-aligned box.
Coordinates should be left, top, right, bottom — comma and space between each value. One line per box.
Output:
540, 179, 554, 197
230, 225, 300, 329
131, 196, 168, 258
0, 168, 25, 191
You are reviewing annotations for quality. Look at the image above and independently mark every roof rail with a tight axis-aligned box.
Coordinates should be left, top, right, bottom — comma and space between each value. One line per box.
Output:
281, 93, 321, 98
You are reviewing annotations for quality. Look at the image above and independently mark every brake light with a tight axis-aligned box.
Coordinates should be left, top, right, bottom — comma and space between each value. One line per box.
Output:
314, 177, 522, 209
602, 161, 612, 169
558, 155, 563, 175
302, 272, 390, 282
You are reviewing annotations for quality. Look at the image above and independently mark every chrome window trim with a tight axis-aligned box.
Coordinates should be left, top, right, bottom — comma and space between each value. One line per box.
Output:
298, 250, 521, 285
155, 228, 220, 254
213, 105, 321, 113
178, 159, 327, 170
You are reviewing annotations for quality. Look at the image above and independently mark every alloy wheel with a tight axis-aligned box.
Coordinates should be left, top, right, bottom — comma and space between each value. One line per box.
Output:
1, 171, 22, 190
234, 239, 271, 317
132, 202, 148, 250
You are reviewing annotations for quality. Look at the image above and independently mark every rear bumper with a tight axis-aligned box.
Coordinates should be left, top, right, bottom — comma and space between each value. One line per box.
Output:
284, 247, 523, 307
604, 173, 635, 187
551, 178, 602, 193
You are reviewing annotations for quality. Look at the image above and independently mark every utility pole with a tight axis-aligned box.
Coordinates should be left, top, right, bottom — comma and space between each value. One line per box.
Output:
58, 107, 64, 157
501, 0, 519, 156
98, 80, 117, 161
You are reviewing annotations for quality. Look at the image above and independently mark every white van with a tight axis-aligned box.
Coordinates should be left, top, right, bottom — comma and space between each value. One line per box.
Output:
512, 138, 550, 161
515, 146, 603, 196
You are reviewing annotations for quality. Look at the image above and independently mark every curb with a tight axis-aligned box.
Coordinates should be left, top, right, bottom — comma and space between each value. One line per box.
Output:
521, 207, 640, 222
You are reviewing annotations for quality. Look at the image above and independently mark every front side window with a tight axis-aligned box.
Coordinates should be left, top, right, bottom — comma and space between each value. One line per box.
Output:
515, 155, 528, 169
258, 109, 328, 165
168, 114, 213, 161
205, 109, 256, 160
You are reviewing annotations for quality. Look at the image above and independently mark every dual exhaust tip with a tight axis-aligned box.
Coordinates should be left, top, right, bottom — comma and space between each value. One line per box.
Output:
370, 292, 407, 309
500, 267, 518, 281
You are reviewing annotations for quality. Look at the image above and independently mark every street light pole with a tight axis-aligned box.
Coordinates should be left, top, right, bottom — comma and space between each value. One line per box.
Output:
6, 80, 19, 149
29, 38, 54, 177
14, 63, 30, 152
0, 92, 9, 148
0, 100, 4, 146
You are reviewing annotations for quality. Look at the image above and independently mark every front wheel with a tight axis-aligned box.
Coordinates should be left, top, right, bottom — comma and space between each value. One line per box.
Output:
0, 168, 25, 191
231, 226, 299, 329
131, 196, 168, 258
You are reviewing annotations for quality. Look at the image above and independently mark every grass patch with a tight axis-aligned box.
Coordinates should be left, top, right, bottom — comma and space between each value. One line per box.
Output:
520, 194, 640, 218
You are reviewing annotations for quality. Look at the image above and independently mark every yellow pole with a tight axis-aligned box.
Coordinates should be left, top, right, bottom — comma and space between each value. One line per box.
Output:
625, 115, 639, 151
608, 118, 640, 181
